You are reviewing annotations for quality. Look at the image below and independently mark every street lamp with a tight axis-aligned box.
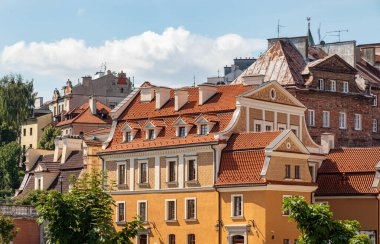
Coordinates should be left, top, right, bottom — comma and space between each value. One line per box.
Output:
59, 175, 63, 193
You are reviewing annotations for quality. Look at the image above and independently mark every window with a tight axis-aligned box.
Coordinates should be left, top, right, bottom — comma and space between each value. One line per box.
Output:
165, 200, 176, 221
282, 195, 291, 215
139, 162, 148, 184
231, 195, 243, 217
29, 144, 32, 148
354, 114, 362, 130
126, 132, 132, 142
373, 119, 378, 133
178, 126, 186, 137
116, 201, 125, 222
117, 162, 126, 185
330, 80, 336, 92
22, 145, 26, 151
285, 165, 291, 179
373, 95, 378, 107
266, 125, 272, 131
343, 81, 349, 93
283, 239, 290, 244
322, 111, 330, 128
339, 112, 346, 129
23, 128, 26, 136
185, 198, 196, 220
138, 234, 147, 244
138, 201, 147, 222
200, 124, 208, 135
295, 165, 301, 179
308, 110, 315, 126
148, 129, 155, 140
290, 125, 299, 137
30, 128, 32, 136
309, 165, 316, 182
120, 88, 124, 93
168, 161, 177, 182
168, 234, 175, 244
255, 123, 261, 132
187, 234, 195, 244
35, 177, 43, 190
187, 159, 197, 181
318, 79, 324, 90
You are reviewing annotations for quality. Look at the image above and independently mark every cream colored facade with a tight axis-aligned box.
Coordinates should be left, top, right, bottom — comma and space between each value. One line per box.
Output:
20, 113, 52, 150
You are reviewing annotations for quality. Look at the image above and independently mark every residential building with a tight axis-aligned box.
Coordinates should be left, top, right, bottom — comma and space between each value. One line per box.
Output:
358, 43, 380, 71
207, 58, 256, 85
315, 147, 380, 244
99, 80, 324, 244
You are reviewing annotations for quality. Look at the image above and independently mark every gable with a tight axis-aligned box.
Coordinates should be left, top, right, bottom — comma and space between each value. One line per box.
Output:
309, 55, 357, 74
266, 130, 309, 155
275, 137, 305, 154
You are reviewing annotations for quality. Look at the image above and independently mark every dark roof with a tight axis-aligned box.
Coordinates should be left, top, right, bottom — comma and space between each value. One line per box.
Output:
60, 151, 84, 170
49, 170, 82, 193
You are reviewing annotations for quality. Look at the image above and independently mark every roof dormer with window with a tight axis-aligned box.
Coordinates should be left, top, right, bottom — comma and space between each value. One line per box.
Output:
143, 120, 165, 140
194, 114, 218, 135
121, 121, 140, 143
173, 116, 194, 137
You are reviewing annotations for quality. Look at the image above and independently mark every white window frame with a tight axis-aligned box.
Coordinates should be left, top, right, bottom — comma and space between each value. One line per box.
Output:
330, 80, 336, 92
373, 95, 378, 107
184, 197, 197, 220
264, 121, 274, 132
294, 165, 301, 179
137, 200, 148, 223
318, 79, 324, 90
116, 201, 126, 223
116, 161, 127, 185
282, 195, 292, 216
231, 194, 244, 218
373, 119, 378, 133
165, 199, 177, 221
185, 156, 198, 182
339, 112, 347, 129
166, 158, 178, 183
199, 124, 208, 135
277, 123, 287, 131
354, 114, 362, 131
308, 163, 316, 182
308, 110, 315, 127
322, 111, 330, 128
254, 120, 262, 132
138, 160, 149, 184
35, 176, 43, 190
290, 125, 299, 137
343, 81, 349, 93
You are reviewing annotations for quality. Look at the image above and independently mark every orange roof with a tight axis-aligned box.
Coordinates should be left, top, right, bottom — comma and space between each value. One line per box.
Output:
216, 150, 267, 186
84, 127, 111, 136
56, 101, 111, 127
224, 131, 281, 151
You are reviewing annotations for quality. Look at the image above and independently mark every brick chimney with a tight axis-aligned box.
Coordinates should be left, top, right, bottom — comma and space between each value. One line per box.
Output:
174, 89, 188, 111
89, 96, 97, 115
198, 83, 217, 105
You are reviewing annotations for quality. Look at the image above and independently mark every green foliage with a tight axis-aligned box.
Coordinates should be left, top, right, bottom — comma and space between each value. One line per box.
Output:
37, 125, 61, 150
0, 142, 21, 191
0, 123, 17, 145
0, 74, 36, 134
0, 214, 18, 244
282, 196, 370, 244
14, 190, 44, 206
36, 172, 143, 243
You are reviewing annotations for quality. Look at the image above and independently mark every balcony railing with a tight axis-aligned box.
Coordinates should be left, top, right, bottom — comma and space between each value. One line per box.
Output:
0, 205, 39, 218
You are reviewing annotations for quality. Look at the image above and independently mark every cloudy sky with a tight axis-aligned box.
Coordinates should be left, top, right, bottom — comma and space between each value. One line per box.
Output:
0, 0, 379, 100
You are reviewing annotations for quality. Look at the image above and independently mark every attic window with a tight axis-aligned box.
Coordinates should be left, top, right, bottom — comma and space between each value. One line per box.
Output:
126, 132, 132, 142
148, 129, 155, 140
178, 127, 186, 137
200, 124, 208, 135
270, 88, 276, 100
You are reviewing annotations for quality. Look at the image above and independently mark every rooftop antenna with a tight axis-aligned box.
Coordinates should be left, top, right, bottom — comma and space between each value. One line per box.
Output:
193, 76, 196, 87
277, 19, 285, 38
317, 23, 321, 43
217, 69, 220, 78
326, 29, 349, 42
132, 76, 135, 89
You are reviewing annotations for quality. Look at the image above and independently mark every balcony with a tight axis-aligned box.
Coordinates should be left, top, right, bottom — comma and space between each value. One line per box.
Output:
0, 205, 39, 218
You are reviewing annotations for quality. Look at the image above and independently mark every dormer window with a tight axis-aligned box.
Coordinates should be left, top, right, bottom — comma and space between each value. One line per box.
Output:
148, 129, 155, 140
143, 120, 164, 140
173, 117, 193, 138
194, 114, 217, 136
200, 124, 208, 135
121, 121, 140, 143
126, 132, 132, 142
179, 127, 186, 137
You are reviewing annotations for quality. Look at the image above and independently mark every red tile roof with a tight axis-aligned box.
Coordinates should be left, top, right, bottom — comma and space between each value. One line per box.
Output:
216, 150, 267, 186
356, 59, 380, 85
224, 131, 281, 151
84, 127, 111, 136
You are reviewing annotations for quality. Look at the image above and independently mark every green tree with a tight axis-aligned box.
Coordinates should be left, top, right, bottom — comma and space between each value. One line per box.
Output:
14, 189, 44, 206
0, 214, 18, 244
37, 125, 61, 150
0, 142, 21, 191
283, 196, 370, 244
0, 123, 17, 146
36, 172, 143, 243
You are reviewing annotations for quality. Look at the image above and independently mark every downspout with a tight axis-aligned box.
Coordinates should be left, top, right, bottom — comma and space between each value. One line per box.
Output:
378, 194, 379, 243
99, 155, 105, 190
212, 145, 222, 244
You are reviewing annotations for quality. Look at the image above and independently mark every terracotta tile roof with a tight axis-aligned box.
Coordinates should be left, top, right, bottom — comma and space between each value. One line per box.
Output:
233, 40, 306, 86
146, 119, 166, 127
216, 150, 267, 186
224, 131, 281, 151
318, 148, 380, 173
356, 59, 380, 85
84, 127, 111, 136
119, 84, 253, 120
316, 173, 378, 196
122, 121, 141, 130
174, 116, 195, 125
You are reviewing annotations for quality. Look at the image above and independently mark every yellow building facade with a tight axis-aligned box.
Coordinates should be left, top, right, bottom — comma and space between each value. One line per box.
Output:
21, 113, 52, 150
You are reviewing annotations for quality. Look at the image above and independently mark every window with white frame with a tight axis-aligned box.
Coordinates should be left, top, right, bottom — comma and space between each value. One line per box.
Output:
343, 82, 349, 93
125, 132, 132, 142
322, 111, 330, 128
139, 161, 148, 184
285, 164, 291, 179
308, 110, 315, 126
295, 165, 301, 179
166, 159, 177, 183
35, 177, 43, 190
278, 123, 287, 131
330, 80, 336, 92
200, 124, 208, 135
255, 123, 262, 132
185, 198, 197, 220
165, 199, 176, 221
186, 158, 197, 182
231, 195, 243, 218
178, 126, 186, 137
116, 201, 126, 222
318, 79, 324, 90
354, 114, 362, 130
137, 201, 147, 222
373, 95, 378, 107
148, 129, 155, 140
309, 164, 316, 182
117, 162, 126, 185
339, 112, 347, 129
290, 125, 299, 137
373, 119, 378, 133
282, 195, 292, 215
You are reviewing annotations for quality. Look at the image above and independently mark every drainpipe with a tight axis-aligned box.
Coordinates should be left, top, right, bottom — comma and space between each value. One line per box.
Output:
212, 146, 222, 244
99, 155, 105, 190
378, 194, 379, 243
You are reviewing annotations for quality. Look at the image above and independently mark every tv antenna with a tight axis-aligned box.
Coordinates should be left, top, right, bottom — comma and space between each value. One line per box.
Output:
193, 76, 196, 87
326, 29, 348, 42
277, 19, 285, 38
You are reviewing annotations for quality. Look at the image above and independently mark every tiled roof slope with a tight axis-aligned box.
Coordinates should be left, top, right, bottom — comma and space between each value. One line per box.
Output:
224, 131, 281, 151
356, 59, 380, 85
316, 147, 380, 196
233, 40, 306, 86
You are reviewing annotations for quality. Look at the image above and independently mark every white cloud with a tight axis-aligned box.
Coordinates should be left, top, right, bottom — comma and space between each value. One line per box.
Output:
76, 8, 86, 17
0, 27, 266, 91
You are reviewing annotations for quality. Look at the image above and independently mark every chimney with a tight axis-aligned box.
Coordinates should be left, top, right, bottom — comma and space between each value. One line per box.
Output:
198, 83, 217, 105
155, 87, 171, 110
82, 76, 92, 86
117, 71, 127, 85
174, 89, 189, 111
34, 97, 43, 109
89, 96, 97, 115
60, 136, 83, 164
140, 87, 155, 102
241, 74, 265, 86
53, 138, 63, 162
321, 133, 335, 154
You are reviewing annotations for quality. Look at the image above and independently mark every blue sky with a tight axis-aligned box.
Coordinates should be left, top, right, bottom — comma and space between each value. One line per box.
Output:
0, 0, 379, 100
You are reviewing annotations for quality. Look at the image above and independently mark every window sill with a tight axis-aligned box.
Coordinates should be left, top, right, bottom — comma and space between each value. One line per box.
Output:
184, 218, 198, 222
165, 219, 178, 223
230, 216, 244, 220
117, 184, 128, 189
185, 180, 199, 184
166, 181, 178, 186
138, 183, 149, 187
116, 221, 126, 225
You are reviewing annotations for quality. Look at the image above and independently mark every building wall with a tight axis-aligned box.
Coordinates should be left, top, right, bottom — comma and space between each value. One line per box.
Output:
21, 113, 52, 150
266, 157, 312, 182
71, 123, 110, 135
12, 218, 40, 244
